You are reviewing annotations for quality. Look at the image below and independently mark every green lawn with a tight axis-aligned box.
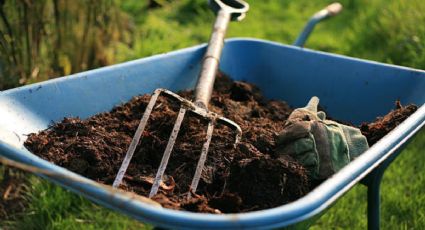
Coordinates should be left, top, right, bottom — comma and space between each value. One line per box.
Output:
2, 0, 424, 229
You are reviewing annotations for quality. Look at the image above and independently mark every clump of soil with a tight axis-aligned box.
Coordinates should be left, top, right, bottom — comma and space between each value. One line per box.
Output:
361, 101, 418, 145
24, 72, 418, 213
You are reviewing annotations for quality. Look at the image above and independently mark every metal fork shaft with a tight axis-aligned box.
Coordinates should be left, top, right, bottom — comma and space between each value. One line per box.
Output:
149, 107, 187, 198
194, 9, 231, 108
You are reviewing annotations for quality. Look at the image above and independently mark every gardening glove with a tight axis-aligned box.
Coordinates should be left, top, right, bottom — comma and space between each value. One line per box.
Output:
275, 96, 369, 180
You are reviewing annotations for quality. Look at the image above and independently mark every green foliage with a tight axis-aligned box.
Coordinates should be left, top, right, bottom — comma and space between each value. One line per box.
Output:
2, 0, 423, 90
347, 0, 425, 69
113, 0, 425, 72
0, 0, 130, 89
8, 177, 147, 230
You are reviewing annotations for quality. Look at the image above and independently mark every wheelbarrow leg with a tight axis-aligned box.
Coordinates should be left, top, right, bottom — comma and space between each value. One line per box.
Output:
364, 149, 402, 230
367, 169, 384, 230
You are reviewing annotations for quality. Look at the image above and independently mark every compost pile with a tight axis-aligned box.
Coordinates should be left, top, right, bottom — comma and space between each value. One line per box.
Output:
24, 73, 417, 213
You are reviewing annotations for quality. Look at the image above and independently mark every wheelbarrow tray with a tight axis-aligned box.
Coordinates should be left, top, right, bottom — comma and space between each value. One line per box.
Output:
0, 38, 424, 229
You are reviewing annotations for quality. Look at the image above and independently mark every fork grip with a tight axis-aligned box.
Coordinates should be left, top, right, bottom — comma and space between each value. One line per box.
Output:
194, 10, 231, 109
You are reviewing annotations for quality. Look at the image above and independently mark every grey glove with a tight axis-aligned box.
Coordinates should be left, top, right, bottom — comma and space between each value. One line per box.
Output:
276, 96, 369, 180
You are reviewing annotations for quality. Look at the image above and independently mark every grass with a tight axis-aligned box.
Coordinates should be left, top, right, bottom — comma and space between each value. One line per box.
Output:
1, 0, 424, 229
4, 176, 147, 230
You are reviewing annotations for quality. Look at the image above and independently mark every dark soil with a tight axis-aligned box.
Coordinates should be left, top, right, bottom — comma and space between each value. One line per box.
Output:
361, 101, 417, 145
24, 72, 417, 213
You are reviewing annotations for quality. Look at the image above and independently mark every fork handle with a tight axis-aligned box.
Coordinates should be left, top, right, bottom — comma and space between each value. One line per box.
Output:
193, 9, 231, 109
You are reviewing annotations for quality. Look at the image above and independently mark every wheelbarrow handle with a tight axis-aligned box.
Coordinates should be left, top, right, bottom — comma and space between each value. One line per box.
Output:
293, 2, 343, 47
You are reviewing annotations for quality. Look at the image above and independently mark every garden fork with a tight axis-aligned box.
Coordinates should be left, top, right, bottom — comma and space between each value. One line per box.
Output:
113, 0, 248, 199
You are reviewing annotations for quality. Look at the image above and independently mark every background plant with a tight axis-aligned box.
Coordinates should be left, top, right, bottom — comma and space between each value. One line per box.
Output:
0, 0, 131, 89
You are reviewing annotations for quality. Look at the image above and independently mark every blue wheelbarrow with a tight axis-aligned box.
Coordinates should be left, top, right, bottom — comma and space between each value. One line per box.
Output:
0, 3, 424, 230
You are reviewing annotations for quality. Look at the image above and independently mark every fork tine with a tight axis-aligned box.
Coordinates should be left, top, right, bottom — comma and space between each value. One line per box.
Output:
114, 87, 243, 199
113, 89, 163, 188
218, 116, 242, 147
188, 120, 214, 198
149, 107, 187, 198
